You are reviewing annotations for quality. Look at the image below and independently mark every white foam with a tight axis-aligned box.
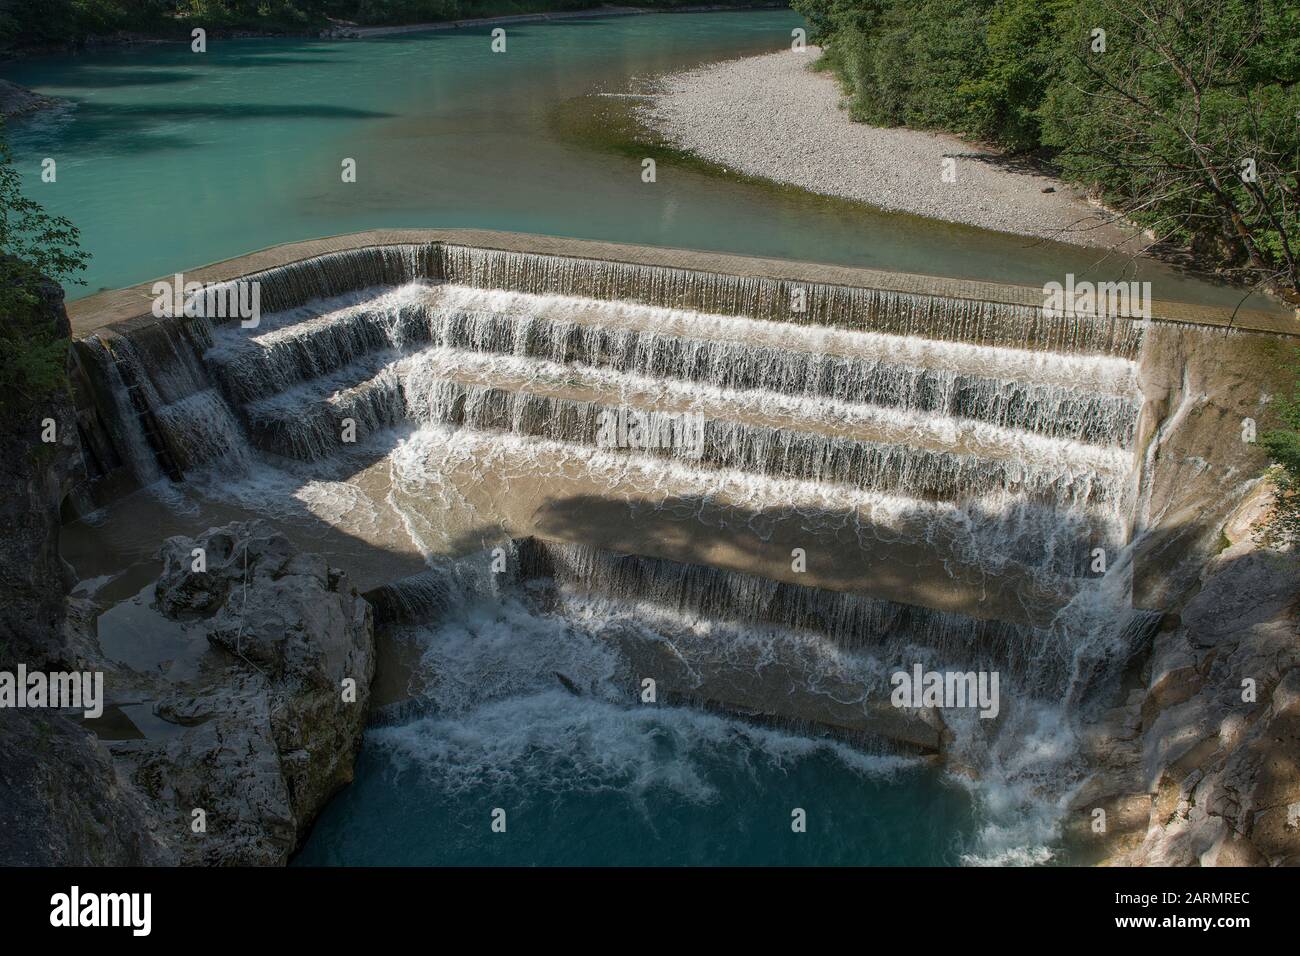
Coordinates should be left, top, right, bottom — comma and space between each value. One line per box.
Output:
394, 344, 1136, 474
429, 284, 1142, 393
388, 422, 1110, 587
372, 589, 917, 802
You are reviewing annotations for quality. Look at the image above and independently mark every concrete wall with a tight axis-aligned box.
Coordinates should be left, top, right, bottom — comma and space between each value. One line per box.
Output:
67, 229, 1300, 338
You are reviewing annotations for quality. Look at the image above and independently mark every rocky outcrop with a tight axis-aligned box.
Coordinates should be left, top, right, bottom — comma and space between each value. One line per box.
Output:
0, 708, 169, 865
0, 277, 167, 865
1130, 324, 1292, 611
108, 522, 375, 865
0, 264, 370, 868
0, 79, 63, 119
0, 511, 375, 866
1073, 487, 1300, 865
1066, 321, 1300, 866
0, 276, 79, 666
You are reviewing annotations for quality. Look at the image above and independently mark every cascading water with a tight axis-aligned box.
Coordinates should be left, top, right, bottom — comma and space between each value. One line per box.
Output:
210, 289, 1140, 445
71, 246, 1160, 865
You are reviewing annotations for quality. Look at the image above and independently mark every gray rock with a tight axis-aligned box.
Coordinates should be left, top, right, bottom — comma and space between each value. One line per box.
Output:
0, 277, 373, 867
1085, 492, 1300, 866
0, 279, 163, 867
110, 521, 375, 865
0, 275, 79, 668
0, 709, 172, 865
0, 79, 63, 119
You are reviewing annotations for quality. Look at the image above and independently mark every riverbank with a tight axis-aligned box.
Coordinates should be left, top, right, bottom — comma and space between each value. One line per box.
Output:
0, 2, 773, 59
640, 49, 1139, 250
338, 4, 782, 38
9, 9, 1284, 310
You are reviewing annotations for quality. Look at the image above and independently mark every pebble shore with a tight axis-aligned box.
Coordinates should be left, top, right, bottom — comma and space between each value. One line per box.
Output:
641, 49, 1135, 249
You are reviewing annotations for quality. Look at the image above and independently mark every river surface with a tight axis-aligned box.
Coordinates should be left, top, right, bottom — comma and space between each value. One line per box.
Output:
17, 11, 1129, 865
2, 9, 1272, 312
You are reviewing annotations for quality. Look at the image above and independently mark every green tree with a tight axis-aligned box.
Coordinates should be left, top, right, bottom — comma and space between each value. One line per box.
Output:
0, 131, 89, 410
0, 0, 78, 48
793, 0, 1300, 300
1042, 0, 1300, 300
793, 0, 994, 131
957, 0, 1065, 150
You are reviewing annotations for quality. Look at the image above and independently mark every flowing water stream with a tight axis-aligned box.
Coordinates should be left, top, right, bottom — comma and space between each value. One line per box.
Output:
61, 241, 1166, 864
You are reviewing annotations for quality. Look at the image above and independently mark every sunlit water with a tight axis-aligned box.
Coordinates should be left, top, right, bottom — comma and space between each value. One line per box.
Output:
293, 590, 977, 867
65, 402, 1076, 867
2, 10, 1271, 311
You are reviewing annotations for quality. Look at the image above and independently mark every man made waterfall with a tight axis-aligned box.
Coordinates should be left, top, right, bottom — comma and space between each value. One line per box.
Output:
67, 240, 1177, 862
70, 243, 1151, 620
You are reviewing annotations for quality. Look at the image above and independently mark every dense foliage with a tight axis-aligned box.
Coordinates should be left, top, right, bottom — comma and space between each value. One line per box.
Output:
793, 0, 1300, 300
0, 0, 755, 45
0, 131, 87, 412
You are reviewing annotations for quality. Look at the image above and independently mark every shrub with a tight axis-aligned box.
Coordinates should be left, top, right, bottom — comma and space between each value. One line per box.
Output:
0, 132, 88, 413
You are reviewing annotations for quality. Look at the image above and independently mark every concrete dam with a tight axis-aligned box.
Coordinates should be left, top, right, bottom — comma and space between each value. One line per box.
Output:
63, 230, 1294, 772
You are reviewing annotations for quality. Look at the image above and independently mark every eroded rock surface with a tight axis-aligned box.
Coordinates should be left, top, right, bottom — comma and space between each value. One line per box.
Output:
1074, 489, 1300, 865
0, 708, 169, 865
0, 276, 79, 666
0, 279, 159, 866
108, 521, 375, 865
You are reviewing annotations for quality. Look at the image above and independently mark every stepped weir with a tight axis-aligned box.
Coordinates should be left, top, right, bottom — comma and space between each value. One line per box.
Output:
64, 230, 1297, 754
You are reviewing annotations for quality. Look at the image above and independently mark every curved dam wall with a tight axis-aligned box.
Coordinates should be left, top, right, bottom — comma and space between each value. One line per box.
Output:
67, 229, 1298, 338
62, 230, 1296, 751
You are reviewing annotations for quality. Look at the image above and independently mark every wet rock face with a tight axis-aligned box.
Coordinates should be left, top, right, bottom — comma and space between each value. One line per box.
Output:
0, 276, 79, 667
110, 521, 375, 865
1078, 489, 1300, 866
0, 709, 171, 866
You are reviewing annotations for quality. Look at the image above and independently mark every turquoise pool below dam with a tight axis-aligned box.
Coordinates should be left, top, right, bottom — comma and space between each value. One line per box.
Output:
292, 582, 980, 867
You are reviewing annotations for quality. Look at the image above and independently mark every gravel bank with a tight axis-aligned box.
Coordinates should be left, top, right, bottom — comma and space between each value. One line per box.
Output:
642, 49, 1135, 249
